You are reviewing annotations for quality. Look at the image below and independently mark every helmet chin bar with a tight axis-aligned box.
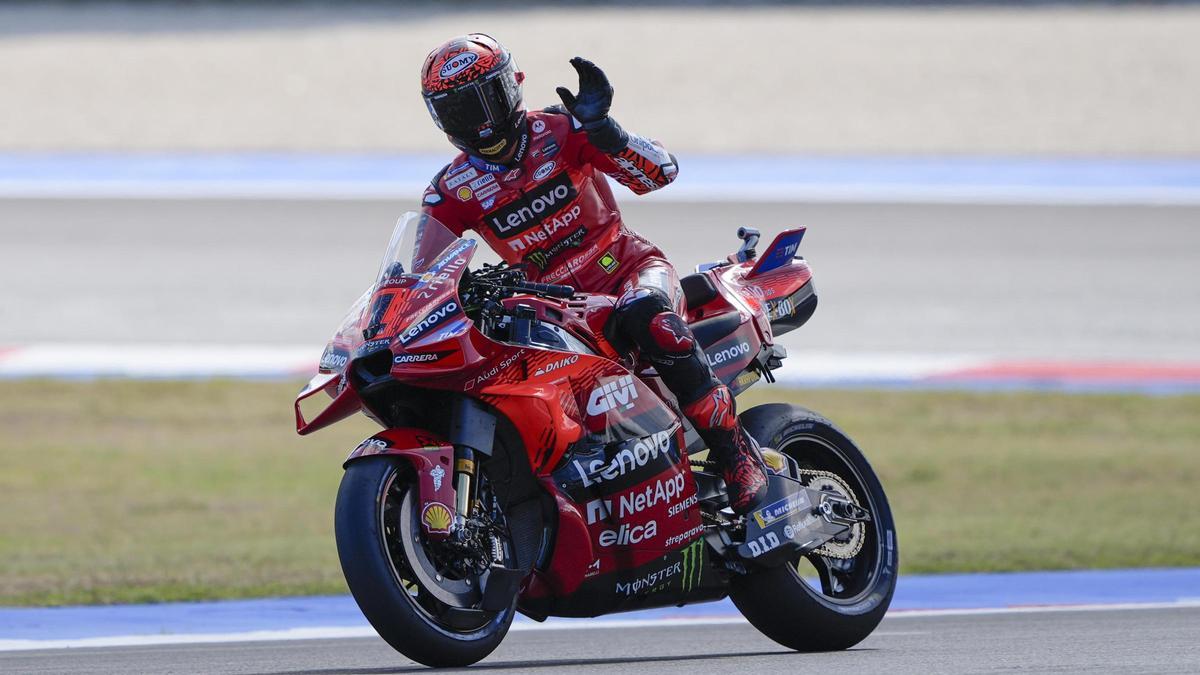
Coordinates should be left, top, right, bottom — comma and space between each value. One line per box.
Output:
449, 114, 527, 165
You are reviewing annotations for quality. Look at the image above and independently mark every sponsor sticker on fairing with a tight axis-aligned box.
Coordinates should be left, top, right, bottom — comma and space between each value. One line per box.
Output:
421, 502, 453, 533
393, 352, 442, 364
531, 119, 546, 134
708, 341, 751, 365
584, 473, 686, 524
397, 300, 460, 346
599, 520, 657, 547
585, 375, 639, 416
319, 346, 349, 371
571, 430, 671, 489
752, 490, 812, 529
533, 354, 579, 376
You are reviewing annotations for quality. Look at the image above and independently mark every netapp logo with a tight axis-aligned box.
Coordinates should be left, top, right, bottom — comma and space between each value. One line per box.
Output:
486, 171, 577, 238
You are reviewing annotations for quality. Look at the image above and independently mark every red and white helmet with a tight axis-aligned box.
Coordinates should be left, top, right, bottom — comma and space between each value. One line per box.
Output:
421, 34, 525, 159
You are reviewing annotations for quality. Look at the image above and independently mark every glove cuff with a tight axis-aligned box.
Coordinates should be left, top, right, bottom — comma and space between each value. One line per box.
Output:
583, 116, 629, 154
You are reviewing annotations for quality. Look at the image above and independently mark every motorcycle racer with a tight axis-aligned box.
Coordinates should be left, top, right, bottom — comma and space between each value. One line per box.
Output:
418, 34, 767, 513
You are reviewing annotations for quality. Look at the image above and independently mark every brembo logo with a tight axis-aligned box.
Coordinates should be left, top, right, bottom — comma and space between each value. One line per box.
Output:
486, 171, 577, 238
398, 300, 459, 346
709, 342, 751, 365
439, 52, 478, 79
586, 375, 639, 416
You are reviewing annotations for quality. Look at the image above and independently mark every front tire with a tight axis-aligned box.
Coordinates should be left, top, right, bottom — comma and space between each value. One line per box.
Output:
730, 403, 899, 651
335, 456, 514, 667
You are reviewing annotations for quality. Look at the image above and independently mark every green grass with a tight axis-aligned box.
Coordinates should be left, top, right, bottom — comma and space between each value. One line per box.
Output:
1, 380, 1197, 606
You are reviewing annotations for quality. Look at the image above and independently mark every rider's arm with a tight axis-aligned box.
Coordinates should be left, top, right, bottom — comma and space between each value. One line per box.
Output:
577, 120, 679, 196
554, 57, 678, 196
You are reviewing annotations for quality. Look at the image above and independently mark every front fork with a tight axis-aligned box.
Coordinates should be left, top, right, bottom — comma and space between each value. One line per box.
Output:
449, 397, 496, 532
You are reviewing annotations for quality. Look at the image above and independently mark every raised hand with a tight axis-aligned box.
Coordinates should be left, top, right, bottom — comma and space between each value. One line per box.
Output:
555, 57, 614, 127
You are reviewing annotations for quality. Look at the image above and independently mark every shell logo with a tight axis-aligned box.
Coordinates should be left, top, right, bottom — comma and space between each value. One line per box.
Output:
421, 502, 453, 534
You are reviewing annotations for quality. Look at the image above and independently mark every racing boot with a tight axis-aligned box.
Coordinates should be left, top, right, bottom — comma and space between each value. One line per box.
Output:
683, 385, 769, 514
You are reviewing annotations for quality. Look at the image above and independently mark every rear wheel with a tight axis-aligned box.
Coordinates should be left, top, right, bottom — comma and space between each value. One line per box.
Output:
335, 456, 516, 667
730, 403, 899, 651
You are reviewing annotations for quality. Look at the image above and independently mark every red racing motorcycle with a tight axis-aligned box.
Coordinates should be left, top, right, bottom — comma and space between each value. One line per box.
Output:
295, 212, 897, 667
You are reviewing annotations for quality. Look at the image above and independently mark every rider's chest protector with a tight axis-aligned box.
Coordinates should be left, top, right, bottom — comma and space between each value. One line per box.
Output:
428, 111, 664, 293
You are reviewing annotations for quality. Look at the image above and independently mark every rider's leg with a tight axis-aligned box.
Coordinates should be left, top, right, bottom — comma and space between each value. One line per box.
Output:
612, 261, 768, 513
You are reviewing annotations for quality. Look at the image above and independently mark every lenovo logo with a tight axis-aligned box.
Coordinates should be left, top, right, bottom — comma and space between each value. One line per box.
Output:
486, 171, 577, 238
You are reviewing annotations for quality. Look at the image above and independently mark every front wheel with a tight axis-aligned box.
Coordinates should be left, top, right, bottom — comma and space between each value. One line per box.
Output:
730, 403, 899, 651
335, 456, 515, 667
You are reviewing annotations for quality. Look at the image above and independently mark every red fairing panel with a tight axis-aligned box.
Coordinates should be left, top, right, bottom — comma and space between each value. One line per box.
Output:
345, 428, 457, 540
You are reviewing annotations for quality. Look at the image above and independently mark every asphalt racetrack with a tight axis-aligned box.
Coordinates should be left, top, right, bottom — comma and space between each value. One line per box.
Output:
5, 607, 1199, 674
4, 198, 1199, 361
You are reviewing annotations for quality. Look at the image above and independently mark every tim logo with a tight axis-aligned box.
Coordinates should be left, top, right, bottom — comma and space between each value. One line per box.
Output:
586, 375, 639, 416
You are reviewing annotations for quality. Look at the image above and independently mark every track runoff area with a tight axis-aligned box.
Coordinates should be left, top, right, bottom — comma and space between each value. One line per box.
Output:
2, 154, 1200, 391
2, 155, 1198, 666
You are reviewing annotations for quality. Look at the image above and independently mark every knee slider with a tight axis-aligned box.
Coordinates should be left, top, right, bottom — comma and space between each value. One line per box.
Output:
614, 288, 695, 357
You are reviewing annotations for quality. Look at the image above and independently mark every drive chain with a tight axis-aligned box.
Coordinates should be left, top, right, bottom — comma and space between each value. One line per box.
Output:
796, 468, 866, 559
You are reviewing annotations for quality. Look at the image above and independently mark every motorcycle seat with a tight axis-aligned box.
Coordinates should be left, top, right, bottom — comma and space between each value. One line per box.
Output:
680, 272, 719, 311
690, 311, 742, 350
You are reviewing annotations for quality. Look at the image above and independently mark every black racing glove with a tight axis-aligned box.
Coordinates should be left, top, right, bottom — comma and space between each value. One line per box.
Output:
556, 57, 628, 152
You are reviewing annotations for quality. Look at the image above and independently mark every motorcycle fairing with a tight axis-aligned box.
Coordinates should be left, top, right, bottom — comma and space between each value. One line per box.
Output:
344, 427, 457, 540
295, 371, 363, 435
521, 528, 727, 618
702, 321, 765, 388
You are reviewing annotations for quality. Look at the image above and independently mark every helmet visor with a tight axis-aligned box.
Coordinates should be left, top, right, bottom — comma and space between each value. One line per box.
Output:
425, 61, 521, 140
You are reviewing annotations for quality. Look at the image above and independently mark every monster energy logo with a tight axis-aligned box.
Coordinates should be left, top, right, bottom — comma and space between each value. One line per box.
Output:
680, 539, 704, 593
523, 226, 587, 271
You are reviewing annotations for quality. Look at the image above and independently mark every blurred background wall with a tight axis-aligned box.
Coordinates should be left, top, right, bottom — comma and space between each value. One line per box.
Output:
2, 1, 1199, 156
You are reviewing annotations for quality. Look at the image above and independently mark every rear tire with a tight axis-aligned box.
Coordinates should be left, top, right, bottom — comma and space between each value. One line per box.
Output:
730, 403, 899, 651
335, 456, 514, 667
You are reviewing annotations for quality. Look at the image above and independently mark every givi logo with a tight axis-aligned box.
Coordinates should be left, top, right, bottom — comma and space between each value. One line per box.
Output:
586, 375, 639, 416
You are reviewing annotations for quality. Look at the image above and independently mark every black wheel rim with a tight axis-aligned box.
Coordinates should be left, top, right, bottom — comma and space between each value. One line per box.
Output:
778, 433, 888, 608
377, 465, 513, 636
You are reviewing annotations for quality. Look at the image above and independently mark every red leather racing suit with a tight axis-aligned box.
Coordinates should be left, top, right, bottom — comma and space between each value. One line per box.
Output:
421, 106, 767, 511
420, 107, 678, 295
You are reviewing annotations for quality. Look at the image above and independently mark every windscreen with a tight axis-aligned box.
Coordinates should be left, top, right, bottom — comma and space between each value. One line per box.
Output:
320, 212, 464, 367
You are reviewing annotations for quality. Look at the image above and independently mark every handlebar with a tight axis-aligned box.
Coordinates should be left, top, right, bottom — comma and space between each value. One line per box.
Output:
512, 281, 576, 299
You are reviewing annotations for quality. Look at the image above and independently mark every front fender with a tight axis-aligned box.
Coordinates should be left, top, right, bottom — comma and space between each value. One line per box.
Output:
345, 427, 456, 540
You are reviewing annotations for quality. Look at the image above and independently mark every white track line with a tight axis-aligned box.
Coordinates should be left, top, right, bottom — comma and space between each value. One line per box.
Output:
3, 601, 1198, 653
